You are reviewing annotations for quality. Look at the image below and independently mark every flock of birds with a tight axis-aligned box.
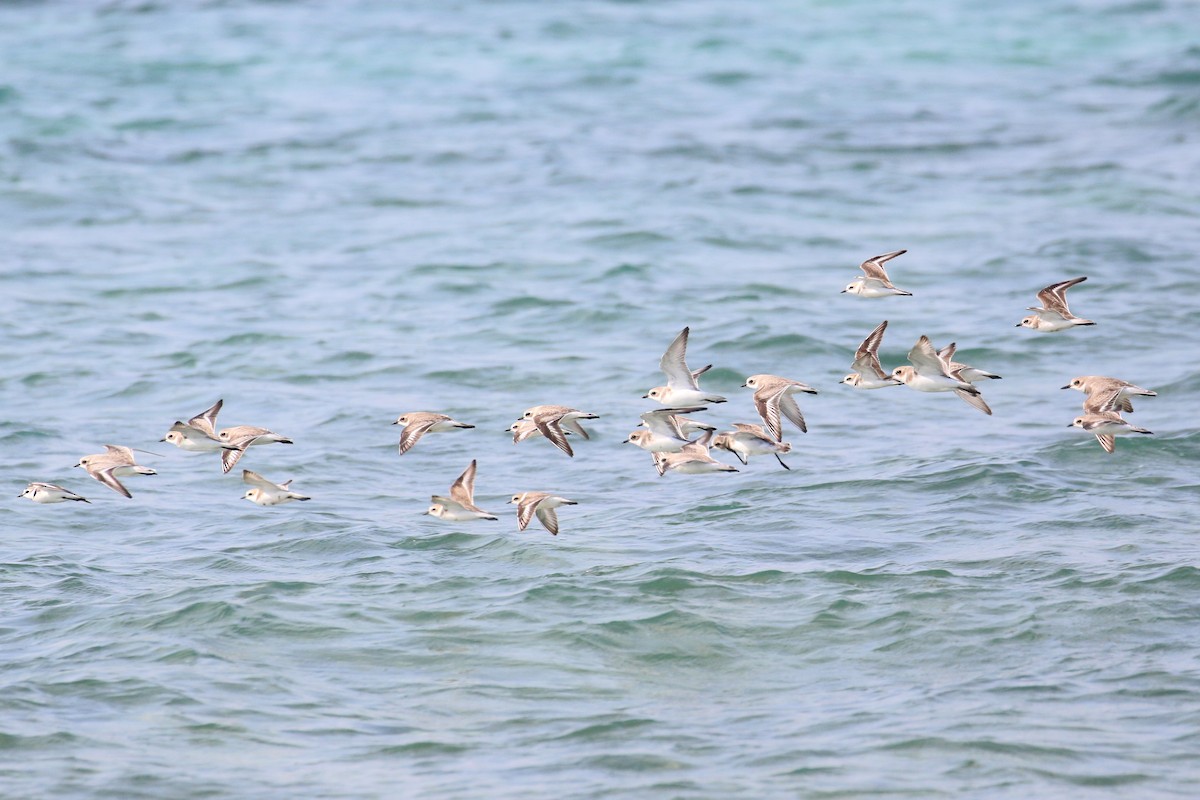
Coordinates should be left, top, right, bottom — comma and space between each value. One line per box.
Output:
18, 250, 1157, 534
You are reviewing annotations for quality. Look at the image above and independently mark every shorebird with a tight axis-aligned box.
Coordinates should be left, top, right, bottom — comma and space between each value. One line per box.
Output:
19, 482, 89, 504
652, 431, 739, 476
644, 327, 727, 405
841, 249, 913, 297
742, 374, 818, 439
508, 491, 577, 535
712, 424, 792, 469
935, 341, 999, 415
393, 412, 474, 455
425, 460, 498, 521
1017, 277, 1094, 331
75, 445, 156, 498
161, 399, 227, 452
1062, 376, 1156, 414
841, 320, 901, 389
891, 335, 989, 415
936, 342, 1002, 385
624, 405, 709, 453
518, 405, 599, 457
1069, 412, 1152, 453
216, 424, 293, 473
241, 469, 311, 506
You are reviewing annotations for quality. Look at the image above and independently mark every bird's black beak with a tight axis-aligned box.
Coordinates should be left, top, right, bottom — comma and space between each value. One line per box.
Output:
73, 462, 81, 468
1066, 422, 1076, 427
641, 394, 649, 399
1014, 322, 1023, 327
1060, 385, 1071, 390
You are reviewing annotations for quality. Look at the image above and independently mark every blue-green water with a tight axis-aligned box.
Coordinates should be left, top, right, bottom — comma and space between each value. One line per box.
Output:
3, 2, 1199, 797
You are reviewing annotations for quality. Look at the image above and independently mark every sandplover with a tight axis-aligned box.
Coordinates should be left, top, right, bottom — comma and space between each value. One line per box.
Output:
425, 460, 498, 521
644, 327, 727, 405
841, 320, 901, 389
75, 445, 156, 498
1017, 277, 1094, 331
393, 412, 475, 455
241, 469, 311, 506
841, 249, 913, 297
19, 482, 90, 504
742, 374, 818, 439
508, 491, 577, 535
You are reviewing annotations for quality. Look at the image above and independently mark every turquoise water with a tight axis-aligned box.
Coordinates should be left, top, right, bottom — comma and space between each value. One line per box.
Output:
3, 1, 1199, 797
